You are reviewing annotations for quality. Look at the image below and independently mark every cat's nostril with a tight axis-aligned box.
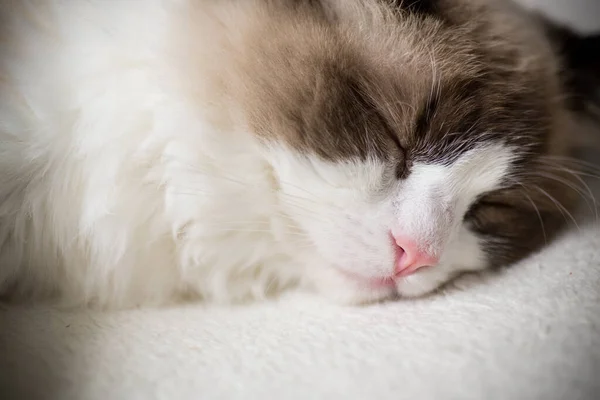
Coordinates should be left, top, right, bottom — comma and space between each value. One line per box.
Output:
392, 235, 439, 277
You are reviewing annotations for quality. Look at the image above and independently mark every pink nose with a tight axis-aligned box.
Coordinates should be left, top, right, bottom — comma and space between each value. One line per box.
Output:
393, 235, 439, 277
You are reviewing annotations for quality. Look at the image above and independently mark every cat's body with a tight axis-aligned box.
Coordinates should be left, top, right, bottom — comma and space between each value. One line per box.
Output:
0, 0, 596, 308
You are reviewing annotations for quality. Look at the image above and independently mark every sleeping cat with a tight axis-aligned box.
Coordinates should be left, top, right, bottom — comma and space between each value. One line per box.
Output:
0, 0, 598, 308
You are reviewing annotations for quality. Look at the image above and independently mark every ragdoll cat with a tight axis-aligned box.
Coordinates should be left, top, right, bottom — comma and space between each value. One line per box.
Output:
0, 0, 598, 308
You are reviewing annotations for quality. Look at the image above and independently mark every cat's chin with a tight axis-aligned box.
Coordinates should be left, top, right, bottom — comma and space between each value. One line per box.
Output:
395, 265, 462, 298
307, 267, 397, 305
308, 264, 466, 305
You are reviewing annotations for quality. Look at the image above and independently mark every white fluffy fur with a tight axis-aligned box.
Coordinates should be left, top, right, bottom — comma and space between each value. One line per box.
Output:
0, 0, 515, 308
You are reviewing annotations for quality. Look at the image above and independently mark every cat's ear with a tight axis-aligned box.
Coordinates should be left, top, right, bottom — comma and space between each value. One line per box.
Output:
540, 17, 600, 115
282, 0, 340, 23
320, 0, 443, 25
391, 0, 439, 16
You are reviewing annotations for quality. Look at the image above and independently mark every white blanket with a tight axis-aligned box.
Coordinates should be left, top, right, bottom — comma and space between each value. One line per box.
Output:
1, 2, 599, 399
2, 219, 600, 400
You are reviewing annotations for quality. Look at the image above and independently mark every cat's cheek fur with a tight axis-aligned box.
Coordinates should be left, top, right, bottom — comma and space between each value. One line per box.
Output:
265, 147, 398, 277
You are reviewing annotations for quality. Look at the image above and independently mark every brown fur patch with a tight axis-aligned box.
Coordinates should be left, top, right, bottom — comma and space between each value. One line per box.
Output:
466, 163, 581, 267
232, 1, 562, 162
215, 0, 584, 269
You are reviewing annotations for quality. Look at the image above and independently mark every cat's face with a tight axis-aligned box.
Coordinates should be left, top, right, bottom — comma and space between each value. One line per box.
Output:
235, 0, 580, 303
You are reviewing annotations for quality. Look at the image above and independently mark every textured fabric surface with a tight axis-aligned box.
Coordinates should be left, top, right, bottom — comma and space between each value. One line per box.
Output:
2, 219, 600, 400
1, 2, 600, 400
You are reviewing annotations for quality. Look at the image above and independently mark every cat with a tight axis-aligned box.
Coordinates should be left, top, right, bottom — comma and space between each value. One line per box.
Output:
0, 0, 598, 308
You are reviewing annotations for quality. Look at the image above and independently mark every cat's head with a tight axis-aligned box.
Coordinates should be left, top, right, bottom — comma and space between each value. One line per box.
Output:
231, 0, 596, 303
